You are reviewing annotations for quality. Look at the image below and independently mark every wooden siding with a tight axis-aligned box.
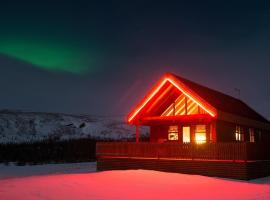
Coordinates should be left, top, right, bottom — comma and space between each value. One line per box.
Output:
96, 142, 270, 161
216, 120, 270, 143
216, 120, 235, 142
97, 157, 270, 180
97, 142, 270, 180
218, 111, 270, 131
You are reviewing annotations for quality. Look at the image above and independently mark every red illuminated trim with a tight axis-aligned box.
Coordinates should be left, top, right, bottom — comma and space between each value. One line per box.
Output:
127, 74, 217, 124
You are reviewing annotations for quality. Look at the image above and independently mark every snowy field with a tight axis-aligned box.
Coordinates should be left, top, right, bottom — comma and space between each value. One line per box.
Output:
0, 162, 270, 200
0, 162, 96, 179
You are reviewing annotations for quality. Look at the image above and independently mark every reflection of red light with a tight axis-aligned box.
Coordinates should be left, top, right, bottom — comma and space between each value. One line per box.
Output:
128, 74, 217, 124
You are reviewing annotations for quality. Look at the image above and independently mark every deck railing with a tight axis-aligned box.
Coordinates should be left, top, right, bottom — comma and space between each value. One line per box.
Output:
96, 142, 270, 161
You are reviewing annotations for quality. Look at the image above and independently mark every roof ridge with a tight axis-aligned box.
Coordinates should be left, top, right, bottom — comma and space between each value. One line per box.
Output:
168, 72, 269, 123
170, 72, 241, 102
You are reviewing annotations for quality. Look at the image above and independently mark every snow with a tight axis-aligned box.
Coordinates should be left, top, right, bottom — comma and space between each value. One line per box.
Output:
0, 110, 149, 143
0, 162, 96, 179
0, 162, 270, 200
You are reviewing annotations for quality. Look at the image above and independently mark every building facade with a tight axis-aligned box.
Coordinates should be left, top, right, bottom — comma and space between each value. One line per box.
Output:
97, 73, 270, 180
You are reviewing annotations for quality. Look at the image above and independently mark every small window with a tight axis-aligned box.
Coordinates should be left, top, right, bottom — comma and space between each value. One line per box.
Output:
249, 128, 255, 143
195, 125, 206, 144
168, 126, 178, 140
235, 125, 244, 142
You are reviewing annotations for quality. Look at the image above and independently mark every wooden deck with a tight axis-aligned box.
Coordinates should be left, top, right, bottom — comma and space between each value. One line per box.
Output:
96, 142, 270, 161
96, 142, 270, 180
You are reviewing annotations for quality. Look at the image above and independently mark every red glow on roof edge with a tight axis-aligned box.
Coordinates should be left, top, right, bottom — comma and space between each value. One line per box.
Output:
127, 73, 217, 124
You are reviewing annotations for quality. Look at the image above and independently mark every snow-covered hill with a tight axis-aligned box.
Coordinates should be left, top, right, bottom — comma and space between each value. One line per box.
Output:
0, 110, 149, 144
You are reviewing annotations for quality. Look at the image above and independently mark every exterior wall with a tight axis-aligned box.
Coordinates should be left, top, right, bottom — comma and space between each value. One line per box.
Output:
261, 129, 270, 143
149, 119, 270, 143
97, 157, 270, 180
150, 125, 169, 143
216, 120, 270, 143
150, 123, 211, 143
216, 120, 235, 142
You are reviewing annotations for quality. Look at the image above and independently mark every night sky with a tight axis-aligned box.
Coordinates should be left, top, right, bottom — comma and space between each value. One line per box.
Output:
0, 1, 270, 118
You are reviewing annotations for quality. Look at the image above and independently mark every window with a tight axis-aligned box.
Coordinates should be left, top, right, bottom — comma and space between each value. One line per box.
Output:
249, 128, 255, 143
182, 126, 190, 143
195, 125, 206, 144
235, 125, 244, 142
168, 126, 178, 140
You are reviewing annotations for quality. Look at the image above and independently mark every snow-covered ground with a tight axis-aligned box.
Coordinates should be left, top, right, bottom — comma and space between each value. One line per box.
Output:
0, 162, 270, 200
0, 162, 96, 179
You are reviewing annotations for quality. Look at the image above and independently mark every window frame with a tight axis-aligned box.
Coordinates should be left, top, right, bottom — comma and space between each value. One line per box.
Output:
249, 128, 255, 143
235, 125, 244, 142
182, 126, 191, 143
195, 124, 207, 144
168, 125, 179, 141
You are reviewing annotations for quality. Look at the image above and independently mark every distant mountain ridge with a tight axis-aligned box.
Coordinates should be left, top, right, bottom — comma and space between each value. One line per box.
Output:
0, 110, 149, 144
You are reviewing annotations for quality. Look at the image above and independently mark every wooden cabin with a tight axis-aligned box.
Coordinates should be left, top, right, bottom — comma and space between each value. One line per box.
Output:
97, 72, 270, 180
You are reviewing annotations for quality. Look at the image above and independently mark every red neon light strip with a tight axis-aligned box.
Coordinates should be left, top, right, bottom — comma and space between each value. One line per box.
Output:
128, 77, 216, 123
128, 78, 168, 123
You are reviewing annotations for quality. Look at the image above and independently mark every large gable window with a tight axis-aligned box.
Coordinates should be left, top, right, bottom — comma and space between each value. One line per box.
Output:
161, 94, 207, 117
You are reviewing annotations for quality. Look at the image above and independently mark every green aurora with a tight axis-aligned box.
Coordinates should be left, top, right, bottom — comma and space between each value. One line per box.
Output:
0, 37, 95, 74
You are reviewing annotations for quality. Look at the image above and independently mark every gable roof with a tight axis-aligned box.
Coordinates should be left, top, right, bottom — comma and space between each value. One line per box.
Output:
174, 74, 269, 123
127, 72, 269, 124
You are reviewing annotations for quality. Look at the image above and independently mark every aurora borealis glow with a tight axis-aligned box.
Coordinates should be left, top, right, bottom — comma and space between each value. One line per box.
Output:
0, 1, 270, 117
0, 37, 94, 74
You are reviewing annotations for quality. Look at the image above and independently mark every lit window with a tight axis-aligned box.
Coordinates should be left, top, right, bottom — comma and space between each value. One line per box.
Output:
249, 128, 255, 143
195, 125, 206, 144
182, 126, 190, 143
235, 125, 244, 141
168, 126, 178, 140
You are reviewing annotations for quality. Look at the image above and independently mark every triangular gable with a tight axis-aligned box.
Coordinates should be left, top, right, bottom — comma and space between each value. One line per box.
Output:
127, 73, 217, 124
161, 93, 207, 116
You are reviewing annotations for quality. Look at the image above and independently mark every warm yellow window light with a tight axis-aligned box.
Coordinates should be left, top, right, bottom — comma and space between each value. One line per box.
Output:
195, 133, 206, 144
195, 125, 206, 144
168, 126, 178, 140
182, 126, 190, 143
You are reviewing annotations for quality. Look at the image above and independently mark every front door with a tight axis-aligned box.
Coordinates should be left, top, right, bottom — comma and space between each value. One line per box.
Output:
182, 126, 190, 143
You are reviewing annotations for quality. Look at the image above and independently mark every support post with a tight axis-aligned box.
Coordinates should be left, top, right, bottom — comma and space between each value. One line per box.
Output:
136, 124, 140, 143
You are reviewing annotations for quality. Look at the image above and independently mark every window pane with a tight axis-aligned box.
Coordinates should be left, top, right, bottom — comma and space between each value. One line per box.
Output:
249, 128, 255, 142
183, 126, 190, 143
195, 132, 206, 144
235, 125, 244, 142
168, 126, 178, 140
195, 125, 206, 144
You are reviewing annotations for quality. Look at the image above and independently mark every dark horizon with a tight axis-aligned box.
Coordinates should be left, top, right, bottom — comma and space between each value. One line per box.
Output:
0, 1, 270, 119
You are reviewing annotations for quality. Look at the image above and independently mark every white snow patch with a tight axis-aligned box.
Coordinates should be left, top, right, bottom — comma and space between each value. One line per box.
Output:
0, 164, 270, 200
